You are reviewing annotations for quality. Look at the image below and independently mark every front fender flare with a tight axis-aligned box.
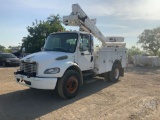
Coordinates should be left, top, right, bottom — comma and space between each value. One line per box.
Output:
64, 63, 83, 85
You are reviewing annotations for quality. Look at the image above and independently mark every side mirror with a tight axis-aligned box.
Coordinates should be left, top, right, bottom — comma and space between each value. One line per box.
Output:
79, 43, 83, 51
90, 35, 94, 52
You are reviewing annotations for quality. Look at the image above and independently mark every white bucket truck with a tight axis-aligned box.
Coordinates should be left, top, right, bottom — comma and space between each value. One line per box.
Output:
15, 4, 127, 99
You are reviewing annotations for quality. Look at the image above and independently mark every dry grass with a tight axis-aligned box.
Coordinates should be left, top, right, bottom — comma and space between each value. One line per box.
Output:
0, 65, 160, 120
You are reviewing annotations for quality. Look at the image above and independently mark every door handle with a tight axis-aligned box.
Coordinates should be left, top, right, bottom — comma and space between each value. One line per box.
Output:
91, 56, 93, 62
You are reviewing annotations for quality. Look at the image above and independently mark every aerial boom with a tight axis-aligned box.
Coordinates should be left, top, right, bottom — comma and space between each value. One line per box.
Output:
63, 4, 107, 46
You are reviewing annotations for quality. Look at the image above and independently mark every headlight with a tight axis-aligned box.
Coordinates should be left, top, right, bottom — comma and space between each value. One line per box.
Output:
6, 60, 11, 62
44, 67, 60, 74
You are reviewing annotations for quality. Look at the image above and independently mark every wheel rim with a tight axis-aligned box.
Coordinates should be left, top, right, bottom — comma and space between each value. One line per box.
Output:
66, 76, 78, 94
114, 68, 119, 79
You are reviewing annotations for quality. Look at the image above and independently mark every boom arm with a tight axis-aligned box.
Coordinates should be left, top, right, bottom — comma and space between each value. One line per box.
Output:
63, 4, 106, 46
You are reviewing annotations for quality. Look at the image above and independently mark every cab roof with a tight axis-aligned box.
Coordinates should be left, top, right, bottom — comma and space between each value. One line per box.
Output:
50, 31, 92, 35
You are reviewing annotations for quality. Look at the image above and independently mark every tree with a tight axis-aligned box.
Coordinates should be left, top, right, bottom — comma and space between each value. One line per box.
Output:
47, 14, 61, 24
138, 27, 160, 55
8, 46, 21, 52
0, 45, 5, 52
22, 14, 65, 53
157, 51, 160, 57
127, 46, 142, 63
5, 49, 11, 53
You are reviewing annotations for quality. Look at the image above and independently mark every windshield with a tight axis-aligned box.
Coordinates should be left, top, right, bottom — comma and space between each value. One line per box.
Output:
2, 53, 17, 58
44, 33, 78, 53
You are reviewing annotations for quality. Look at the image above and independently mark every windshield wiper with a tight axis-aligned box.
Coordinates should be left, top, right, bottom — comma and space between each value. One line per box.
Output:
44, 48, 53, 51
44, 48, 69, 52
53, 48, 68, 52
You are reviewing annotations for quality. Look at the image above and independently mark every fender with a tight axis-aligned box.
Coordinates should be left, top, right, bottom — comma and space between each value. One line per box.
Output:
64, 63, 83, 85
43, 60, 83, 83
55, 61, 83, 85
42, 60, 78, 78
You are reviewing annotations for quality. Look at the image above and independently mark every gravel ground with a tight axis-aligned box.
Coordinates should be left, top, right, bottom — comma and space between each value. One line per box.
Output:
0, 65, 160, 120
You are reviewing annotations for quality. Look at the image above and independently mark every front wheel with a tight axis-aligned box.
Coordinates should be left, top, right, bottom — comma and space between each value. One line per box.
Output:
109, 64, 120, 82
57, 70, 80, 99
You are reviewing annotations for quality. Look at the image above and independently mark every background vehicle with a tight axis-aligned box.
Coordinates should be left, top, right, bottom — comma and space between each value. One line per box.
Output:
0, 53, 20, 67
15, 4, 127, 99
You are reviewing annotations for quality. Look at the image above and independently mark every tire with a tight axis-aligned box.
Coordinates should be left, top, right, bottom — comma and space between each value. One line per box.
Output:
104, 72, 109, 81
109, 63, 120, 82
57, 70, 80, 99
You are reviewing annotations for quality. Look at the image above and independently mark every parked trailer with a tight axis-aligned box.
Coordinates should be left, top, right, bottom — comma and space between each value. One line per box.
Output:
133, 55, 160, 67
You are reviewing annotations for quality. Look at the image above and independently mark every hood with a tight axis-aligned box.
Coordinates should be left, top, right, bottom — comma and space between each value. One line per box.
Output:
22, 51, 74, 63
6, 58, 20, 62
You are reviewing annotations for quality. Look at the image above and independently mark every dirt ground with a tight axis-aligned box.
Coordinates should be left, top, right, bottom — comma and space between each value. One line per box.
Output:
0, 65, 160, 120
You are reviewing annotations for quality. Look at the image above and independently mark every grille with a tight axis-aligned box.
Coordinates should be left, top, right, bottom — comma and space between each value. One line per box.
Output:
20, 62, 37, 74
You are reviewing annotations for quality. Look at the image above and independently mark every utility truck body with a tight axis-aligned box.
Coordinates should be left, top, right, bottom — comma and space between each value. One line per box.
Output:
15, 4, 127, 99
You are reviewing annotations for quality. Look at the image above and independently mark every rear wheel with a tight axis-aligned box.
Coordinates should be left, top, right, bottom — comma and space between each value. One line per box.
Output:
109, 63, 120, 82
104, 72, 109, 81
57, 70, 80, 99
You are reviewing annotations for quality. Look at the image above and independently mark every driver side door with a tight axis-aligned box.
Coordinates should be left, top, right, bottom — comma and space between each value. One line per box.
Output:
77, 34, 94, 71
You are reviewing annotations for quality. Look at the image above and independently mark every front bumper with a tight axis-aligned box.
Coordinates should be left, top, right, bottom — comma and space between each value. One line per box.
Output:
15, 74, 57, 90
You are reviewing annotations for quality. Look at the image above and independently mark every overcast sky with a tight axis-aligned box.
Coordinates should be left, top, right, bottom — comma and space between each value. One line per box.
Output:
1, 0, 160, 48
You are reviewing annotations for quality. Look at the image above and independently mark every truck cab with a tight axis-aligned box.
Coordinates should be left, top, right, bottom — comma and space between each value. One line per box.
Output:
15, 31, 95, 99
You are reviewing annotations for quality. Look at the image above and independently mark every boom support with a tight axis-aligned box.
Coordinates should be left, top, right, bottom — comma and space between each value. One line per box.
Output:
63, 4, 106, 46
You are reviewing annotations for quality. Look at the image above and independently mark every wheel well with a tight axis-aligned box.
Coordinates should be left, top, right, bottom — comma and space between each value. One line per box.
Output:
113, 60, 122, 68
65, 65, 83, 85
113, 60, 124, 76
